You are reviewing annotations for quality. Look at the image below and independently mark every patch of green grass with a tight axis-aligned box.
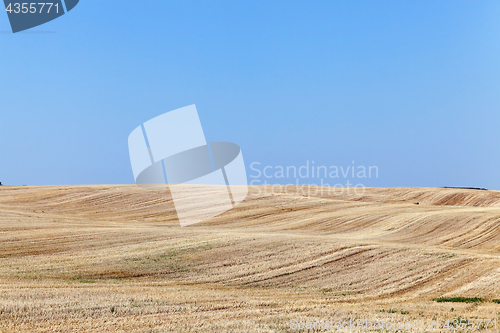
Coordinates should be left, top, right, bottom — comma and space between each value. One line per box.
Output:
400, 310, 409, 315
491, 299, 500, 304
433, 297, 483, 303
71, 276, 96, 283
440, 253, 457, 259
387, 309, 398, 313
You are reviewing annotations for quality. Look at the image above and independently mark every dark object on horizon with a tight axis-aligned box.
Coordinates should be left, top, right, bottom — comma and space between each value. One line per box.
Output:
0, 182, 2, 186
442, 186, 488, 191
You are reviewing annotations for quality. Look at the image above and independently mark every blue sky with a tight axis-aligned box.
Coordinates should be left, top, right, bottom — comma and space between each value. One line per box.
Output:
1, 1, 499, 189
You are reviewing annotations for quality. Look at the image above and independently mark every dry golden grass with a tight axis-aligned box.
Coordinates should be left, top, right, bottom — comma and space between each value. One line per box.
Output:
0, 185, 499, 332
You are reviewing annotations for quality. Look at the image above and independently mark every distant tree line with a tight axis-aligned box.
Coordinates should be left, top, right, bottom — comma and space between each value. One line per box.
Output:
442, 186, 487, 191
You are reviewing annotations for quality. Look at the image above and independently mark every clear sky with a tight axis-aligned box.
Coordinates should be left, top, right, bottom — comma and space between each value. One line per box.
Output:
1, 1, 499, 189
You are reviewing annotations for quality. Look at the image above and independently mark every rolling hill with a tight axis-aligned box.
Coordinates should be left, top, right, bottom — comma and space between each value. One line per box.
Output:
0, 185, 499, 332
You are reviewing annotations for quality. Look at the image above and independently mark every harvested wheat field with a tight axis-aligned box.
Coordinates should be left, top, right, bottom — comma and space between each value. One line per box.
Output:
0, 185, 499, 332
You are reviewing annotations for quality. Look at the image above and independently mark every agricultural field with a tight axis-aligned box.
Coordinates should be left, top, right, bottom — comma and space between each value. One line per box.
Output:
0, 185, 499, 332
